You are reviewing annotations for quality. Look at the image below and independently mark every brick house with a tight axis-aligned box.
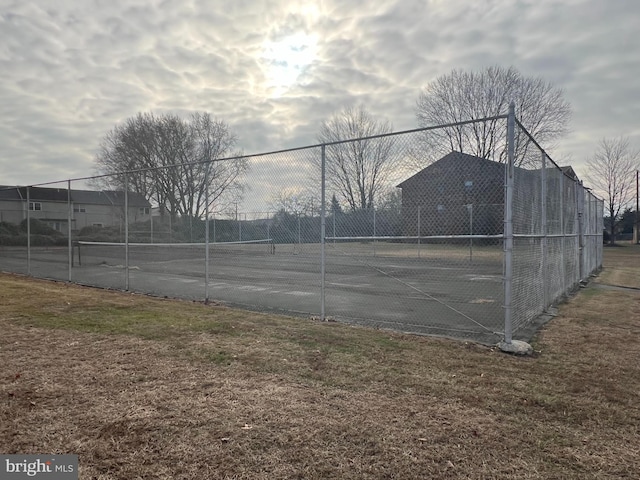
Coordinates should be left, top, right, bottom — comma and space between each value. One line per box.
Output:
397, 152, 505, 237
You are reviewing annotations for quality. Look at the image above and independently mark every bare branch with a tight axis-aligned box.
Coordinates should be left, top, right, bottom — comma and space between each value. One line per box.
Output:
586, 136, 640, 244
317, 105, 396, 212
94, 112, 247, 222
415, 65, 571, 167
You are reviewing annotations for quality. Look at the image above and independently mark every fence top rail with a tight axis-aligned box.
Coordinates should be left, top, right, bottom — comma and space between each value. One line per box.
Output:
18, 114, 509, 189
514, 118, 603, 202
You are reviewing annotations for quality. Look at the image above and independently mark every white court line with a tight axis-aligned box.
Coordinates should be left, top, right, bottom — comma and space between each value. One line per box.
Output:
464, 275, 501, 282
236, 286, 269, 292
283, 291, 314, 296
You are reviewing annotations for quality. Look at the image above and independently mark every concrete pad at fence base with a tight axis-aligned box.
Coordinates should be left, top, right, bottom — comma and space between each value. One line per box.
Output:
497, 339, 533, 356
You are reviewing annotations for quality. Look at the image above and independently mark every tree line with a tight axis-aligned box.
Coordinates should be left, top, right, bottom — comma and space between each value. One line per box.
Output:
95, 111, 246, 222
94, 65, 638, 242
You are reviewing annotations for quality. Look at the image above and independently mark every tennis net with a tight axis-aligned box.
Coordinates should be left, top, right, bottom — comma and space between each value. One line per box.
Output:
74, 239, 275, 267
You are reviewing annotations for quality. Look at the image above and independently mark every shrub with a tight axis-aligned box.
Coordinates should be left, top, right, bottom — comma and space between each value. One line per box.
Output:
19, 218, 62, 236
0, 221, 20, 236
0, 233, 27, 246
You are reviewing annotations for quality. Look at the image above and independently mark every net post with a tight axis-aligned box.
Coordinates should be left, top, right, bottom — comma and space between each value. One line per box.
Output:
204, 162, 210, 303
124, 173, 130, 291
372, 206, 376, 257
503, 102, 515, 344
373, 206, 376, 237
332, 211, 336, 243
320, 145, 326, 321
26, 186, 31, 275
468, 203, 473, 262
68, 179, 72, 281
417, 205, 421, 258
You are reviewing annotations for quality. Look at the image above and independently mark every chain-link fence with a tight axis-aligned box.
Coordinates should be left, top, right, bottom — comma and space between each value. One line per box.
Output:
509, 117, 604, 340
0, 108, 603, 344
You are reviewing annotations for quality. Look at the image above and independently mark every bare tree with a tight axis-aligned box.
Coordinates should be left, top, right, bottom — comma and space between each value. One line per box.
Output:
268, 187, 315, 217
586, 137, 639, 245
317, 105, 396, 212
415, 66, 571, 166
95, 112, 247, 221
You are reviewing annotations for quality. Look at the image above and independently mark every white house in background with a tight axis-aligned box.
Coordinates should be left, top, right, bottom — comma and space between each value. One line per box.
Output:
0, 186, 151, 232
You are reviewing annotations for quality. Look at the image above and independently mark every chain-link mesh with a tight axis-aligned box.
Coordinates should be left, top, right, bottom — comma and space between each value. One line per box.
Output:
510, 122, 603, 335
0, 115, 604, 344
0, 186, 30, 276
0, 182, 74, 281
323, 131, 504, 343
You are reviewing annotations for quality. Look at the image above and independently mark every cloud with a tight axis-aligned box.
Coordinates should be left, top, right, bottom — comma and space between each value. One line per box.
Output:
0, 0, 639, 206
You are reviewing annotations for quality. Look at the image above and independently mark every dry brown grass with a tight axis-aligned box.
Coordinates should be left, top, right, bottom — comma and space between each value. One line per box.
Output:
1, 246, 639, 479
596, 243, 640, 289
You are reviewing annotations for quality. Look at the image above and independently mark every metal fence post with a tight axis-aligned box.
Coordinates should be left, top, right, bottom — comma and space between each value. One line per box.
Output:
541, 152, 548, 310
577, 181, 585, 282
26, 186, 31, 275
559, 172, 565, 294
634, 170, 640, 244
320, 145, 326, 320
205, 162, 210, 303
503, 102, 515, 344
598, 198, 604, 267
587, 191, 593, 273
124, 173, 130, 291
68, 180, 72, 281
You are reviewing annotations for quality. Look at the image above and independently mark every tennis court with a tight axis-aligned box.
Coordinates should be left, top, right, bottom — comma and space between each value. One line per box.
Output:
0, 240, 505, 343
0, 115, 604, 345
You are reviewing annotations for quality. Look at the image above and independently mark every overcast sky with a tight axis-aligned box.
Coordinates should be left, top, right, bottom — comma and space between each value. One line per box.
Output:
1, 0, 639, 205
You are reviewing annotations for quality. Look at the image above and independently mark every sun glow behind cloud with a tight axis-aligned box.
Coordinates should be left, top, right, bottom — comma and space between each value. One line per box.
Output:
260, 32, 318, 96
0, 0, 639, 192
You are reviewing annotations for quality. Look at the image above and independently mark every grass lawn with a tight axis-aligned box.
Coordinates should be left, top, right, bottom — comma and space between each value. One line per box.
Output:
1, 244, 639, 479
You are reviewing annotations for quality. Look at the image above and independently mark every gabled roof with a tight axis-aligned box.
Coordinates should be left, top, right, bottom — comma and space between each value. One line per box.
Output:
397, 152, 581, 189
560, 166, 579, 181
15, 186, 70, 202
68, 189, 111, 205
0, 186, 150, 207
98, 191, 150, 208
0, 186, 23, 201
397, 151, 504, 189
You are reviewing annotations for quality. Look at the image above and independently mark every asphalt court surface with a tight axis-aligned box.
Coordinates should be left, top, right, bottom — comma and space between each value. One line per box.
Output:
0, 243, 506, 343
